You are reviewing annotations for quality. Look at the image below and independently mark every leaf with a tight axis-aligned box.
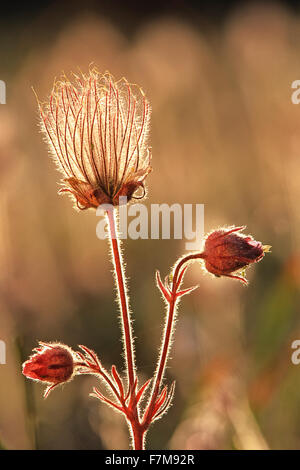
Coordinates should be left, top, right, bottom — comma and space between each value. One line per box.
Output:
176, 285, 198, 298
111, 365, 125, 398
136, 379, 152, 404
156, 270, 171, 303
90, 387, 124, 413
175, 265, 188, 290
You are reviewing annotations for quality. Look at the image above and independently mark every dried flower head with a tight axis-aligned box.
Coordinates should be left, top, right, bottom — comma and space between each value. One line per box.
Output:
38, 69, 151, 210
202, 226, 271, 284
22, 342, 75, 397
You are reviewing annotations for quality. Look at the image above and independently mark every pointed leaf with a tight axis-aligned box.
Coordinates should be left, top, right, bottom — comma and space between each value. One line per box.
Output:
111, 365, 125, 399
156, 270, 171, 303
153, 386, 168, 415
153, 381, 176, 420
176, 285, 198, 298
90, 387, 124, 413
136, 379, 152, 404
175, 265, 188, 290
79, 345, 101, 369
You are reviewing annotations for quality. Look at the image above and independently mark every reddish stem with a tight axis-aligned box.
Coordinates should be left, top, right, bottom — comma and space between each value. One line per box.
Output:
107, 209, 136, 390
143, 253, 204, 426
131, 423, 145, 451
106, 208, 143, 449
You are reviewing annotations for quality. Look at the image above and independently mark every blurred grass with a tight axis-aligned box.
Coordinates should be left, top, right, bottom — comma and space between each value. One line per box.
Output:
0, 1, 300, 449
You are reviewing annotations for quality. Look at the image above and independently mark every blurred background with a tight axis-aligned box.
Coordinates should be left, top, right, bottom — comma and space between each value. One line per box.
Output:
0, 0, 300, 450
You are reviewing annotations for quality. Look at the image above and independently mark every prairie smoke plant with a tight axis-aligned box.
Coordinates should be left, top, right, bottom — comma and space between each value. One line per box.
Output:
23, 69, 270, 450
37, 69, 151, 210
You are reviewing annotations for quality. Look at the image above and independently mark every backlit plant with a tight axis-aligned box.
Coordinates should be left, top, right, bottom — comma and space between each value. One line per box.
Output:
22, 69, 270, 450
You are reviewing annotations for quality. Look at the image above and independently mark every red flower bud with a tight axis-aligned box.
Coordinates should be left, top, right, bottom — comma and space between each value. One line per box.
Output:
202, 226, 270, 284
22, 342, 75, 397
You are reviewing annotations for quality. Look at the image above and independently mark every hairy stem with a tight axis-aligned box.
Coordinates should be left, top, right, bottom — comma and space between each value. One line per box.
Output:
143, 253, 203, 426
106, 208, 136, 392
130, 423, 146, 451
107, 208, 144, 449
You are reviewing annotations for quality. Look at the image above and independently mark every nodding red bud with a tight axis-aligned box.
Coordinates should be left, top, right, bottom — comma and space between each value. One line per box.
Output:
22, 342, 74, 388
202, 226, 270, 283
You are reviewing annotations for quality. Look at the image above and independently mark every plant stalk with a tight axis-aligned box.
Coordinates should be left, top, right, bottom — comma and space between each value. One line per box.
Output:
144, 253, 203, 425
107, 208, 144, 449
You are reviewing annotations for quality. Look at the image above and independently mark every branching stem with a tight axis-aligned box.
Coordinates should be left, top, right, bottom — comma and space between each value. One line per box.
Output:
143, 253, 204, 426
106, 208, 145, 449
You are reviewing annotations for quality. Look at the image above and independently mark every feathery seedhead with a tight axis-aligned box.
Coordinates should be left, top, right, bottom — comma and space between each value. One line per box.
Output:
38, 69, 151, 210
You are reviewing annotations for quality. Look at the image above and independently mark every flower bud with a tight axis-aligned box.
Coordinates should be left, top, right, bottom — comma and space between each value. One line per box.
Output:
202, 226, 270, 284
22, 342, 75, 397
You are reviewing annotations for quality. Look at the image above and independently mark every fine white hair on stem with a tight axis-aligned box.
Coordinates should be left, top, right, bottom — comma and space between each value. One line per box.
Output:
106, 208, 137, 389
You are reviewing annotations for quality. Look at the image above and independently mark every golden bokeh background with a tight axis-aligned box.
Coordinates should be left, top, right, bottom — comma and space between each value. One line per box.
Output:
0, 1, 300, 449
